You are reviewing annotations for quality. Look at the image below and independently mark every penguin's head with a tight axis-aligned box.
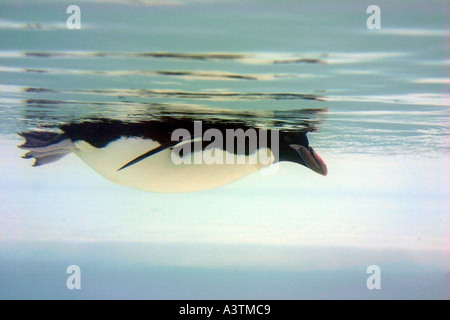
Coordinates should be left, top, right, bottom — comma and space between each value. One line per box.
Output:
278, 131, 328, 176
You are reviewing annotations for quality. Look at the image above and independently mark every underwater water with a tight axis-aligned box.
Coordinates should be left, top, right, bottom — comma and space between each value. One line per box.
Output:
0, 0, 448, 299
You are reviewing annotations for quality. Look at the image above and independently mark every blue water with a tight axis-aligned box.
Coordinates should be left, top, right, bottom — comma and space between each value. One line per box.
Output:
0, 0, 448, 299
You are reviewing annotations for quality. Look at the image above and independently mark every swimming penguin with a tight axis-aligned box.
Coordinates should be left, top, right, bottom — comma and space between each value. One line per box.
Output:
19, 117, 327, 193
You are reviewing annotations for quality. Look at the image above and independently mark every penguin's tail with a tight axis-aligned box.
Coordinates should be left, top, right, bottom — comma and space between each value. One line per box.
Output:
18, 131, 75, 166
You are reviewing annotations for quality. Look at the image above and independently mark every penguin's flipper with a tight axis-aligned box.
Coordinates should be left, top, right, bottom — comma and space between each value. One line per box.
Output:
117, 140, 180, 171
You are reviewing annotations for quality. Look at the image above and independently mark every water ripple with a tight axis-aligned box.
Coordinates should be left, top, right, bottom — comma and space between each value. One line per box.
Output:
0, 50, 327, 65
23, 87, 327, 102
0, 66, 296, 81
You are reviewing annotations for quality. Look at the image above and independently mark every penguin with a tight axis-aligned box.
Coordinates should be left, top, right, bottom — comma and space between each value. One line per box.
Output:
19, 117, 327, 193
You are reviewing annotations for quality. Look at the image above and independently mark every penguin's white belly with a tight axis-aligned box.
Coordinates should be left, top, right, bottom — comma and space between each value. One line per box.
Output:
73, 137, 273, 193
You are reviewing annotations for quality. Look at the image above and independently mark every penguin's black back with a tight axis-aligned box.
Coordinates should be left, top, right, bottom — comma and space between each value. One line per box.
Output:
60, 118, 293, 155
